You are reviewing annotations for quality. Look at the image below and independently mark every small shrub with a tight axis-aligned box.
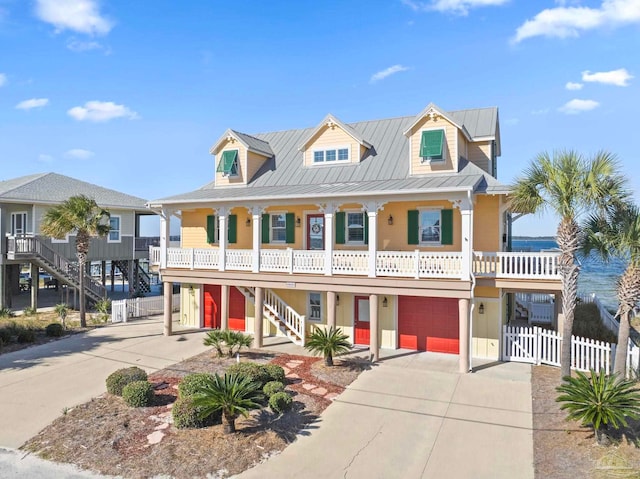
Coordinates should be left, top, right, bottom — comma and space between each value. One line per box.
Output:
22, 306, 37, 316
269, 391, 293, 414
203, 329, 225, 357
106, 367, 148, 396
263, 381, 285, 398
178, 373, 215, 398
263, 364, 286, 383
224, 330, 253, 357
45, 323, 64, 337
0, 307, 15, 318
0, 328, 12, 344
226, 362, 271, 388
16, 328, 36, 343
305, 326, 352, 366
54, 303, 69, 328
172, 396, 220, 429
122, 380, 154, 407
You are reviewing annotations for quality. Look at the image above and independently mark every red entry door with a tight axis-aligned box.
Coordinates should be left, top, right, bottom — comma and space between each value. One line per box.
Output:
203, 284, 221, 329
228, 287, 246, 331
354, 296, 370, 345
306, 214, 324, 250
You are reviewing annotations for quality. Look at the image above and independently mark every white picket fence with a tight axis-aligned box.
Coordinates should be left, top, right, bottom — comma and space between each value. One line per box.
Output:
503, 325, 639, 377
111, 294, 180, 323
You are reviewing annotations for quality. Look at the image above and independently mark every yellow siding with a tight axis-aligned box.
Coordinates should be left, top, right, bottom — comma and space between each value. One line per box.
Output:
458, 131, 468, 160
215, 138, 247, 186
180, 284, 200, 327
303, 125, 361, 166
468, 141, 491, 173
246, 151, 268, 183
473, 195, 500, 252
181, 209, 213, 248
472, 296, 500, 359
409, 116, 457, 175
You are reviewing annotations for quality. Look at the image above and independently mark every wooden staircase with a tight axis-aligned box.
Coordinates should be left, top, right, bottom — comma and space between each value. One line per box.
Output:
236, 286, 306, 346
112, 260, 152, 294
7, 235, 106, 303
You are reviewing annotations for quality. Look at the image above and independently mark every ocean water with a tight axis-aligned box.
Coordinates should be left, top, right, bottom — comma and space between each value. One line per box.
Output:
512, 239, 625, 312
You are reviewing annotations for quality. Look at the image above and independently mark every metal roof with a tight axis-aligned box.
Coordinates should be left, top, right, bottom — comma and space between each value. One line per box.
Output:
210, 129, 274, 157
151, 106, 507, 206
297, 113, 373, 151
0, 172, 148, 210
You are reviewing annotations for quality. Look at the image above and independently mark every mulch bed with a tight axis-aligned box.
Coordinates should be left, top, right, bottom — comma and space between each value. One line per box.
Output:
532, 365, 640, 478
21, 350, 370, 479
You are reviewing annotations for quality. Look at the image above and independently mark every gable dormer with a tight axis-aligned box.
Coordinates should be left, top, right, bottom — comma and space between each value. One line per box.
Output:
404, 103, 471, 175
298, 114, 372, 167
210, 129, 273, 186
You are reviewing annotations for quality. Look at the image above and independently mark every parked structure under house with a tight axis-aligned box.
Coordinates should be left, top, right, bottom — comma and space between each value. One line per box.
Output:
0, 173, 157, 310
148, 103, 563, 372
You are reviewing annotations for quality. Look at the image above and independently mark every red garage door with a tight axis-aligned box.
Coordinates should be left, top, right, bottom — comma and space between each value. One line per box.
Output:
202, 285, 245, 331
398, 297, 459, 354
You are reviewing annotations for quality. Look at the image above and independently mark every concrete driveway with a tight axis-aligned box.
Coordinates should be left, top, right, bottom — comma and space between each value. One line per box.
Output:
236, 353, 533, 479
0, 317, 209, 449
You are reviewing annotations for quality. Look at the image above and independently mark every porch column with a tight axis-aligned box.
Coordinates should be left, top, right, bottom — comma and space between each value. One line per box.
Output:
0, 264, 5, 309
30, 263, 38, 310
367, 210, 378, 278
254, 286, 264, 348
323, 204, 335, 276
221, 284, 229, 330
159, 209, 171, 270
101, 260, 106, 297
129, 260, 135, 295
327, 291, 336, 329
459, 298, 470, 373
458, 196, 473, 281
163, 281, 173, 336
218, 208, 228, 272
252, 208, 262, 273
110, 262, 115, 292
369, 294, 379, 361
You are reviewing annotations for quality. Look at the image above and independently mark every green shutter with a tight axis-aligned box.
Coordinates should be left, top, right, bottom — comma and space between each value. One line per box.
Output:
228, 214, 237, 244
420, 130, 444, 160
408, 210, 419, 245
363, 213, 369, 245
206, 215, 216, 244
441, 209, 453, 245
335, 212, 345, 245
262, 214, 270, 244
285, 212, 295, 244
216, 150, 238, 175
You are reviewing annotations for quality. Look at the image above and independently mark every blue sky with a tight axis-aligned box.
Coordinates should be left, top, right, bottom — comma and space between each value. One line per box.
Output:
0, 0, 638, 237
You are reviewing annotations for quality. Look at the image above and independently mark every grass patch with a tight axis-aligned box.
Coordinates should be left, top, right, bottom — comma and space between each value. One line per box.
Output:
573, 303, 617, 343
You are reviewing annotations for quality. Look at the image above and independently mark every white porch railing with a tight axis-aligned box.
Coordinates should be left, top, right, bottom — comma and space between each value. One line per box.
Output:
150, 246, 561, 281
263, 288, 306, 346
111, 294, 180, 323
515, 292, 555, 325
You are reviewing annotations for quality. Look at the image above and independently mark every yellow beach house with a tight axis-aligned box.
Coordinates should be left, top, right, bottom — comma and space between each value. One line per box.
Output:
148, 103, 562, 373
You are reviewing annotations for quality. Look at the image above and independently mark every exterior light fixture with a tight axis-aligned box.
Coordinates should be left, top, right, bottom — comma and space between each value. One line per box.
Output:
388, 215, 393, 225
383, 297, 388, 307
296, 216, 301, 227
336, 294, 340, 306
246, 217, 251, 227
479, 303, 485, 314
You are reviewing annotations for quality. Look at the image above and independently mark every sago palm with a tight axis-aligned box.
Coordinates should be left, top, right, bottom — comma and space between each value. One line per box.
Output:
556, 369, 640, 445
305, 326, 351, 366
41, 195, 111, 327
582, 202, 640, 376
510, 150, 627, 378
192, 373, 262, 434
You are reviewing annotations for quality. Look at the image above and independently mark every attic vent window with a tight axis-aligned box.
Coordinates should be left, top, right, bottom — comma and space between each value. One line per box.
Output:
420, 129, 444, 163
217, 150, 239, 177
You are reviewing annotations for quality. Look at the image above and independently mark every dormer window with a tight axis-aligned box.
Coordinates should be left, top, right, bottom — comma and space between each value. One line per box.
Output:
217, 150, 239, 177
313, 147, 350, 164
420, 129, 445, 163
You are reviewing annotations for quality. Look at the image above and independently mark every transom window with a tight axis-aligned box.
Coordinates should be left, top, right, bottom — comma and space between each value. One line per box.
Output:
346, 212, 365, 244
308, 292, 322, 322
108, 215, 121, 242
313, 147, 349, 164
271, 213, 287, 243
419, 210, 440, 244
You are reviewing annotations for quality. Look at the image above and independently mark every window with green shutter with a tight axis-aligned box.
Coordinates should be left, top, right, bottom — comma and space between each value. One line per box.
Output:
262, 214, 270, 244
412, 209, 454, 245
407, 210, 419, 245
206, 215, 217, 244
335, 212, 345, 244
228, 215, 237, 244
285, 212, 295, 244
216, 150, 239, 177
420, 129, 444, 161
440, 209, 453, 245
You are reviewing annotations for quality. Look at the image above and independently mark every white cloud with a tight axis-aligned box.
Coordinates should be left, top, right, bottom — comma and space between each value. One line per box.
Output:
582, 68, 633, 86
402, 0, 509, 15
34, 0, 113, 35
66, 38, 108, 52
558, 98, 600, 114
64, 148, 95, 160
38, 154, 54, 163
0, 73, 6, 87
514, 0, 640, 42
67, 101, 139, 122
565, 81, 583, 90
370, 65, 410, 83
15, 98, 50, 110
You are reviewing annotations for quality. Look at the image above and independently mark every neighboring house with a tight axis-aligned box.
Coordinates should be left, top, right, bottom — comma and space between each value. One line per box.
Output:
0, 173, 156, 310
148, 103, 562, 372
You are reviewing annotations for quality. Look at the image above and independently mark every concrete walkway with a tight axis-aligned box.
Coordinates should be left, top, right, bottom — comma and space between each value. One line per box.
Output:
236, 353, 534, 479
0, 317, 209, 449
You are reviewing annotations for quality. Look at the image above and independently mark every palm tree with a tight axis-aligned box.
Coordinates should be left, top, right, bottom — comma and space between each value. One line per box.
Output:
41, 195, 110, 327
556, 369, 640, 445
305, 326, 352, 366
192, 373, 262, 434
510, 150, 627, 378
582, 203, 640, 376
